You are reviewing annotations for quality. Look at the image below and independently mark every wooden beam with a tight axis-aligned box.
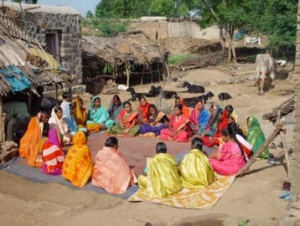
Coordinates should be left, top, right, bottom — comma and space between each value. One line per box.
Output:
0, 95, 3, 143
236, 125, 284, 177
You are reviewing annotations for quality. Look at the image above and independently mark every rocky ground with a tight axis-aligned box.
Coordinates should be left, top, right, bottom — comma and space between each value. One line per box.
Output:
0, 63, 296, 226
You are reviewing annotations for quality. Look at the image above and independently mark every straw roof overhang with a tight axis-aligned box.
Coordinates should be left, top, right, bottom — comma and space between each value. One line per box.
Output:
82, 31, 169, 67
0, 15, 72, 96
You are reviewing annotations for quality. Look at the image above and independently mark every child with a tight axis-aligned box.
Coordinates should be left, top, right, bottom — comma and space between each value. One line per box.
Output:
179, 137, 216, 189
60, 91, 71, 125
138, 142, 182, 198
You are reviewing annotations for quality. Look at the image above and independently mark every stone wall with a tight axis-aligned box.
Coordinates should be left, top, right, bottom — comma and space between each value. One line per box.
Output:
22, 12, 83, 87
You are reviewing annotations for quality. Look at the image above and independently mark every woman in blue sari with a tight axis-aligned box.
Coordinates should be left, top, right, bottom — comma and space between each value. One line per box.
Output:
190, 98, 210, 135
86, 96, 114, 132
107, 95, 123, 125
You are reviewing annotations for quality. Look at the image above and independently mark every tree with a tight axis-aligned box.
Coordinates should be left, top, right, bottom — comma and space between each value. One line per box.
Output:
12, 0, 38, 3
198, 0, 247, 63
86, 10, 94, 18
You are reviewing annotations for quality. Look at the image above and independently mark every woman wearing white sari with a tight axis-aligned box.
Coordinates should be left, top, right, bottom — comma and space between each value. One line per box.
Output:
48, 106, 72, 144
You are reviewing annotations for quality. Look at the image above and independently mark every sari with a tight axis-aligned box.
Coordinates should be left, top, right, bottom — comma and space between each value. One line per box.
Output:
106, 110, 139, 136
202, 110, 228, 147
189, 106, 199, 129
160, 113, 189, 142
138, 100, 150, 124
138, 153, 182, 198
246, 116, 269, 159
48, 108, 70, 143
62, 131, 93, 187
92, 146, 137, 194
87, 96, 114, 132
20, 115, 46, 168
204, 105, 221, 136
197, 107, 210, 135
209, 142, 245, 176
179, 149, 216, 189
139, 111, 168, 136
73, 97, 87, 129
107, 97, 123, 124
41, 128, 64, 175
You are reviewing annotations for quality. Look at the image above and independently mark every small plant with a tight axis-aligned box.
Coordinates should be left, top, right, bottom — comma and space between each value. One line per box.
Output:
237, 219, 249, 226
168, 54, 197, 66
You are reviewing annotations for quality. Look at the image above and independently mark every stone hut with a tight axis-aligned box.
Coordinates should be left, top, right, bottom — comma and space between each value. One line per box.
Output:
1, 2, 83, 93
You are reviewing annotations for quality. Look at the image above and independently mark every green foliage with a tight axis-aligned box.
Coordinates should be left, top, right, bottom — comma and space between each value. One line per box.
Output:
82, 19, 129, 37
95, 0, 190, 18
86, 10, 94, 19
168, 54, 197, 65
237, 219, 249, 226
12, 0, 38, 3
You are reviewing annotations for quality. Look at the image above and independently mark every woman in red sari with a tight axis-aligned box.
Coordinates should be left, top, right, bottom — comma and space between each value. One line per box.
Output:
160, 104, 190, 142
202, 109, 228, 147
137, 96, 150, 124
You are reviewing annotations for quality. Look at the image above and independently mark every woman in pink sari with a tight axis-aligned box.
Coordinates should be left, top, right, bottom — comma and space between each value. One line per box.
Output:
160, 104, 190, 142
209, 128, 245, 176
92, 137, 137, 194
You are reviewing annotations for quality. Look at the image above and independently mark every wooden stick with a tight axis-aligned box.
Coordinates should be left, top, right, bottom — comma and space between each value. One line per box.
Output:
236, 125, 284, 177
280, 132, 291, 182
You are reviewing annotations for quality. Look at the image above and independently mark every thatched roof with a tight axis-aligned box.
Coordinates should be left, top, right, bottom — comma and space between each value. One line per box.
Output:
82, 31, 168, 66
0, 14, 72, 96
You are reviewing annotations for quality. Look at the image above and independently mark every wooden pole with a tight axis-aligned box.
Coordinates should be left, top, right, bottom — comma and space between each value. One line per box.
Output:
280, 132, 291, 182
236, 125, 284, 177
141, 65, 144, 85
125, 63, 130, 87
55, 84, 58, 105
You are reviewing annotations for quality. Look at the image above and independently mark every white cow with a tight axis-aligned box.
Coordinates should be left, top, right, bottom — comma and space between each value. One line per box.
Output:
255, 54, 277, 94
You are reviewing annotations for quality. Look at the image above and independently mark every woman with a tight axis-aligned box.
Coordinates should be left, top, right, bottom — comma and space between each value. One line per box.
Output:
92, 137, 137, 194
106, 101, 139, 137
48, 106, 72, 144
209, 128, 245, 176
138, 142, 182, 198
107, 95, 123, 124
139, 104, 169, 137
202, 109, 228, 147
246, 116, 269, 159
19, 111, 49, 168
160, 104, 190, 142
62, 131, 93, 187
179, 137, 216, 189
175, 97, 190, 118
190, 99, 210, 135
137, 96, 150, 124
41, 128, 64, 175
73, 96, 87, 130
87, 96, 114, 133
201, 104, 221, 137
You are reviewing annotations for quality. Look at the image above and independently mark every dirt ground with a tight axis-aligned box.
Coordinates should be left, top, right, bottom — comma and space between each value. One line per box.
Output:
0, 64, 295, 226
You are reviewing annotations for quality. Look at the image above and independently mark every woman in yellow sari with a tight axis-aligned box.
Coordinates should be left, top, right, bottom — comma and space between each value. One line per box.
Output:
106, 101, 139, 136
73, 96, 87, 132
62, 131, 93, 187
179, 137, 216, 189
138, 142, 182, 198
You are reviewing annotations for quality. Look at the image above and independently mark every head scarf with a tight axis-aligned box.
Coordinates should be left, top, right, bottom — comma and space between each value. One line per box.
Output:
88, 96, 101, 113
72, 131, 87, 147
73, 96, 86, 127
138, 96, 150, 119
45, 128, 60, 147
108, 95, 122, 116
49, 107, 68, 135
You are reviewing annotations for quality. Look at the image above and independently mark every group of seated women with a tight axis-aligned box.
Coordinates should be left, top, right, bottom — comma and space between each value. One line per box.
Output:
18, 90, 270, 196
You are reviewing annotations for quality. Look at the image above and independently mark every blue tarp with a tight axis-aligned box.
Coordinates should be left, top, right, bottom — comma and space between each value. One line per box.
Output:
0, 65, 31, 92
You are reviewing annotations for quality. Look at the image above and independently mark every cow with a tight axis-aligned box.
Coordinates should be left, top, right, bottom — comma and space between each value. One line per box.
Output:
255, 54, 277, 94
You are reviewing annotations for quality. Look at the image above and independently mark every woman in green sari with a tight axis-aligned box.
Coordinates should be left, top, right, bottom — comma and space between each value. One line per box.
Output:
86, 96, 114, 133
106, 101, 139, 136
246, 116, 269, 159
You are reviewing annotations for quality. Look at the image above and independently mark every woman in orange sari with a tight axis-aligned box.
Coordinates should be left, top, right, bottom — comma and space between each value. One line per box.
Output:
19, 111, 49, 168
175, 97, 190, 118
106, 101, 139, 136
137, 96, 150, 124
92, 137, 137, 194
73, 96, 87, 132
62, 131, 93, 187
160, 104, 190, 142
